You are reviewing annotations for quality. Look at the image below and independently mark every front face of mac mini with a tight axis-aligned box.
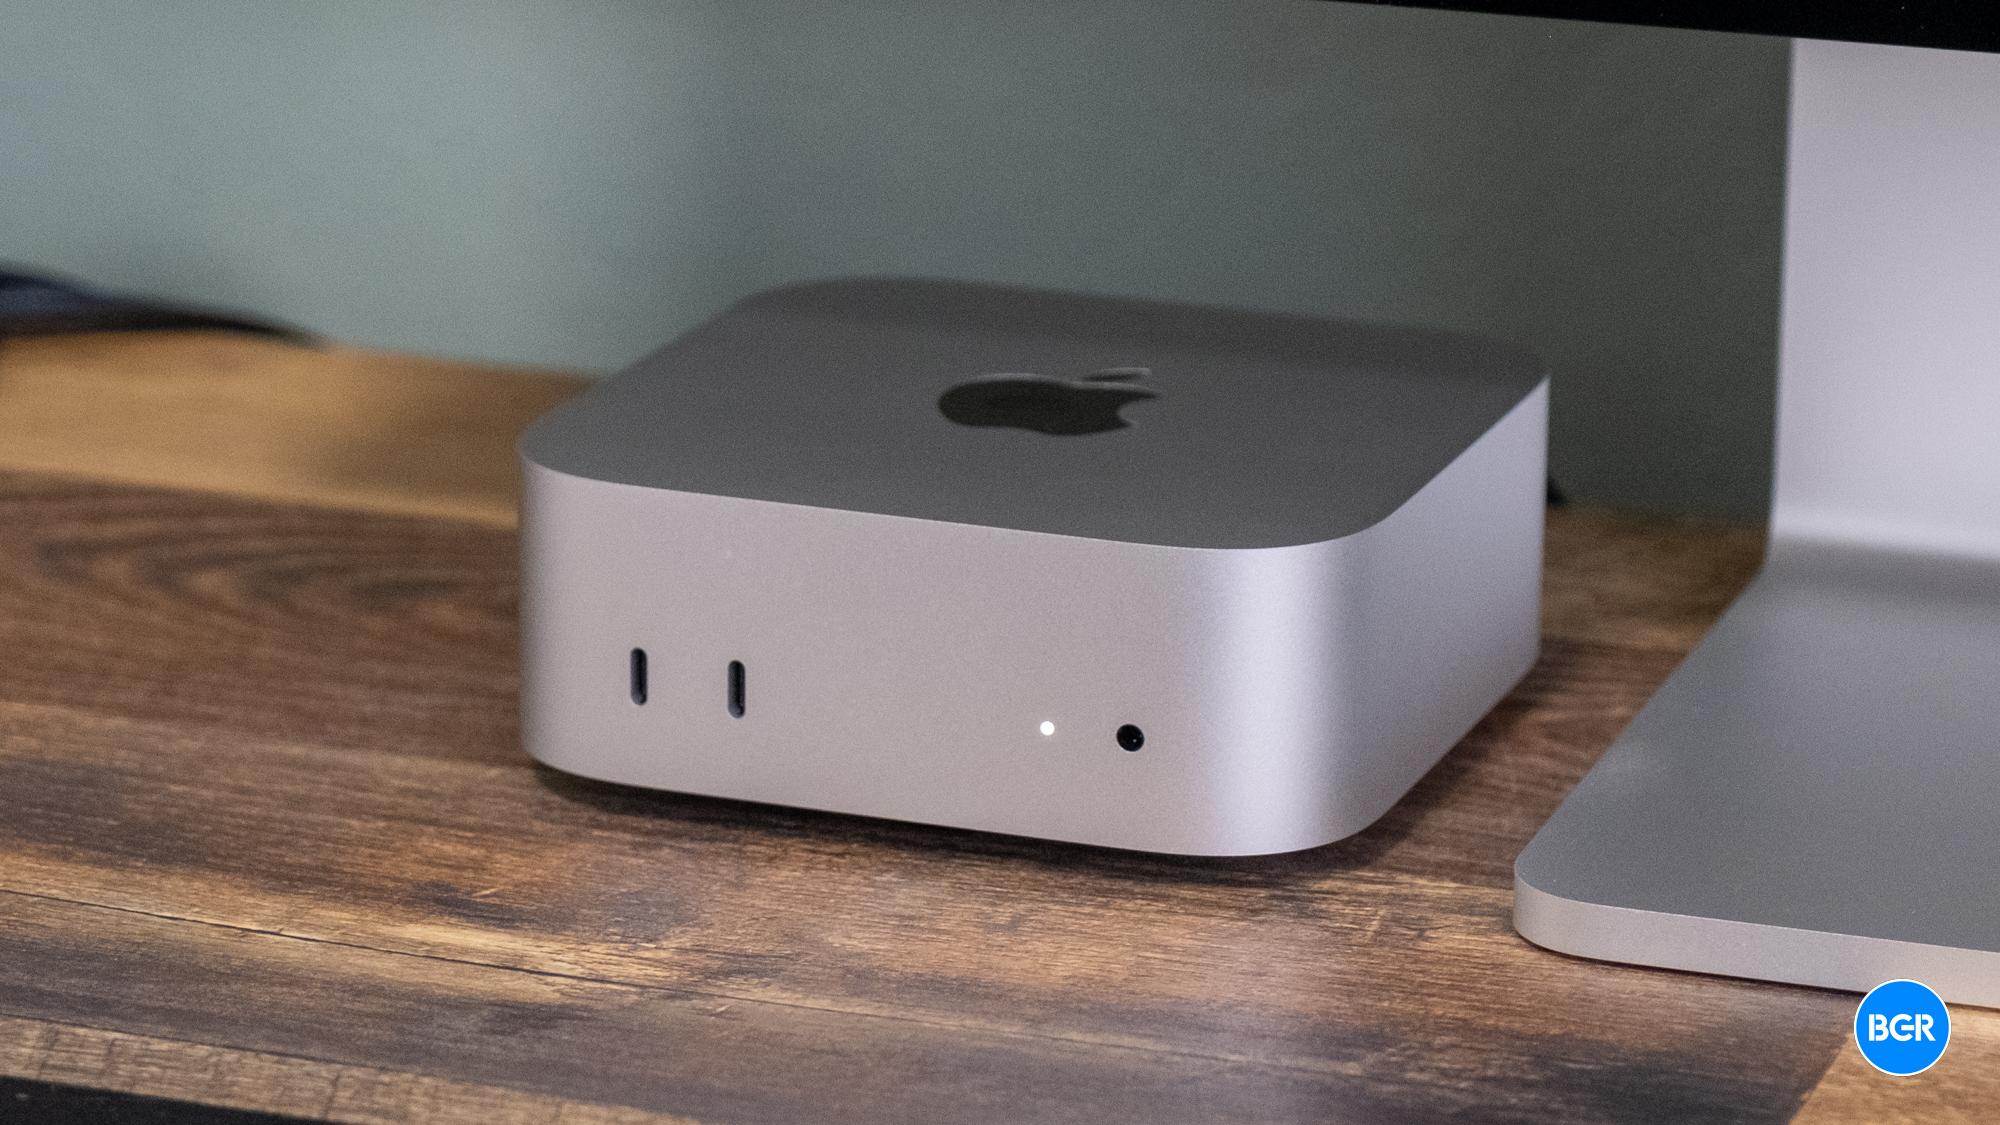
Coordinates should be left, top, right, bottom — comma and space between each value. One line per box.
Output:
519, 278, 1546, 856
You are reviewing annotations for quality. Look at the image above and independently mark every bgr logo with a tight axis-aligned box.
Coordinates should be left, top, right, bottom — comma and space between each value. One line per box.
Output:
1866, 1012, 1936, 1042
1854, 979, 1951, 1075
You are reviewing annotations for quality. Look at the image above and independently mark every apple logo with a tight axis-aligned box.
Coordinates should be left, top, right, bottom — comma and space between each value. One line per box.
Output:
938, 367, 1159, 436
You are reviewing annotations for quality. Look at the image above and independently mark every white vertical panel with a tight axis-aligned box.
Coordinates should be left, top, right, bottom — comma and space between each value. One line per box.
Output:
1775, 39, 2000, 558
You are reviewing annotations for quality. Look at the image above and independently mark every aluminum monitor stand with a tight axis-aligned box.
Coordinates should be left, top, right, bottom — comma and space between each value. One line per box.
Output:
1515, 38, 2000, 1008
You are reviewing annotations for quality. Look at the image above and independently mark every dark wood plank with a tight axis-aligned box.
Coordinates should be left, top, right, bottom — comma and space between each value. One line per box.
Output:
0, 471, 520, 763
0, 1013, 688, 1123
0, 1073, 317, 1125
0, 469, 1845, 1123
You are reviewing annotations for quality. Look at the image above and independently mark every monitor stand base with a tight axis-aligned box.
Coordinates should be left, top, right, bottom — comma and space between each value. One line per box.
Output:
1516, 545, 2000, 1007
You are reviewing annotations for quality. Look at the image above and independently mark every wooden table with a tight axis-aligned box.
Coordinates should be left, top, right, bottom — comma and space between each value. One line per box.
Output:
0, 332, 1990, 1124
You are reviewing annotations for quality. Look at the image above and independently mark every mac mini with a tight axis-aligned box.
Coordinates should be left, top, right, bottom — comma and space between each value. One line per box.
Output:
519, 278, 1546, 855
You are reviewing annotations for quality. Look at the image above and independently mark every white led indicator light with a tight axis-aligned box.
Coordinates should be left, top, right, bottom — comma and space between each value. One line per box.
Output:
1039, 721, 1055, 736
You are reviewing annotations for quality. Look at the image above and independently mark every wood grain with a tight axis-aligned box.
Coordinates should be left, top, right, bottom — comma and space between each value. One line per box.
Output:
0, 330, 586, 526
0, 1014, 695, 1124
0, 332, 1965, 1124
1541, 505, 1767, 652
0, 472, 520, 761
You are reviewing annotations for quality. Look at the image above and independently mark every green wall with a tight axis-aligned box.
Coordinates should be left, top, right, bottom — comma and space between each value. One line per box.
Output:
1, 0, 1788, 520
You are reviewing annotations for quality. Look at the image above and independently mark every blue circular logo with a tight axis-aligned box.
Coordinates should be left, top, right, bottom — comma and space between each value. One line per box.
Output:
1854, 979, 1950, 1075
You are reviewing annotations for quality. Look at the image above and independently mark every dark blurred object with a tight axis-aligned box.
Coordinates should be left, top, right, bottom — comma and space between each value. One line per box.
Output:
0, 268, 316, 345
1342, 0, 2000, 55
0, 1076, 316, 1124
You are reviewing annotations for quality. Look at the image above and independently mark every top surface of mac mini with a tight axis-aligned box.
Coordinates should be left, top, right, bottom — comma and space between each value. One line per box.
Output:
520, 278, 1548, 855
